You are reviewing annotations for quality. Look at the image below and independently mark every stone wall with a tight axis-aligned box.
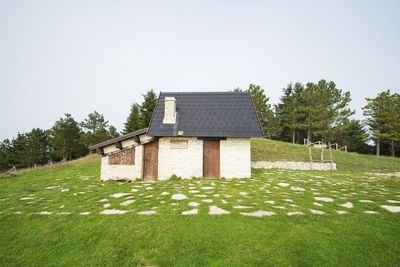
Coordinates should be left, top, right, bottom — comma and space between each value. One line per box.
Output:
251, 161, 336, 171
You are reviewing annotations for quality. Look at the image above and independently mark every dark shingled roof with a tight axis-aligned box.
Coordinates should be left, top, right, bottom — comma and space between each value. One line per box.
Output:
148, 92, 264, 137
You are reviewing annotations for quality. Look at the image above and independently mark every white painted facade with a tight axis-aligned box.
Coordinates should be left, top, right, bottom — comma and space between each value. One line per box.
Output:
158, 137, 203, 180
220, 138, 251, 178
99, 135, 252, 181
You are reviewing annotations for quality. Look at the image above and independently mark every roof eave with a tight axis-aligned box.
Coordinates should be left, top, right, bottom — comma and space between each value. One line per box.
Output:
89, 128, 148, 150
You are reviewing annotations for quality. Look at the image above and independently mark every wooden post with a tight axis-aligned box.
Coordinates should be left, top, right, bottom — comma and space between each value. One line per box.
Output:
321, 147, 324, 161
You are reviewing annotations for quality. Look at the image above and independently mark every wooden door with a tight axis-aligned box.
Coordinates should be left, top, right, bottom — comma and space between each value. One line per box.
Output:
143, 140, 159, 181
203, 140, 220, 178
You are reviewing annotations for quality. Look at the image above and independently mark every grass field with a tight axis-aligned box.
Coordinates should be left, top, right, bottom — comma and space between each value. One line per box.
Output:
0, 139, 399, 266
251, 138, 400, 172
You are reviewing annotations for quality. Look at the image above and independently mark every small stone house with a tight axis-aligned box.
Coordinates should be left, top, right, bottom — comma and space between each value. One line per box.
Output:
90, 92, 263, 181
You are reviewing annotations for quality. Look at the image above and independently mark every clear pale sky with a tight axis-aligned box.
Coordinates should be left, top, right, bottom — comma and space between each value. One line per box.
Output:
0, 0, 399, 140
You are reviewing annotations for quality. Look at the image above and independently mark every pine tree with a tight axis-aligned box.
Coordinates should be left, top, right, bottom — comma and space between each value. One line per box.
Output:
364, 90, 400, 157
248, 84, 276, 138
0, 140, 9, 171
50, 114, 87, 161
123, 103, 141, 134
139, 89, 158, 129
26, 128, 51, 166
108, 125, 120, 138
275, 82, 304, 143
80, 111, 110, 147
327, 119, 370, 153
298, 80, 353, 141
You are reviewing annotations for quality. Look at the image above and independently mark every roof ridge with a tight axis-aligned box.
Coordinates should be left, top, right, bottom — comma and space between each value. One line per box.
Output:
160, 91, 248, 94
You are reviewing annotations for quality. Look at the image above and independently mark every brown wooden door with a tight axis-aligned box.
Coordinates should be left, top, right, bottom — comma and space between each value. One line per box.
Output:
203, 140, 220, 178
143, 140, 158, 181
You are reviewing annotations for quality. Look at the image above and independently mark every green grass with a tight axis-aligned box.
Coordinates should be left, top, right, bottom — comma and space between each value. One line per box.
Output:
1, 143, 400, 266
251, 138, 400, 172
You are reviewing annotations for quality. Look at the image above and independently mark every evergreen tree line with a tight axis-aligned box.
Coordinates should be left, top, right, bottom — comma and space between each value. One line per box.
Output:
0, 90, 158, 171
236, 80, 399, 157
0, 84, 398, 171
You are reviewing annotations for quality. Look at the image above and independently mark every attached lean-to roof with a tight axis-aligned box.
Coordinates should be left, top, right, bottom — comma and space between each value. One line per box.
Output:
148, 92, 264, 137
89, 128, 147, 150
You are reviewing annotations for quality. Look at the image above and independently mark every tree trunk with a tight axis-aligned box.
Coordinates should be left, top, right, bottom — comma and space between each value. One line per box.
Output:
376, 138, 380, 156
307, 129, 312, 142
391, 139, 395, 157
292, 129, 296, 144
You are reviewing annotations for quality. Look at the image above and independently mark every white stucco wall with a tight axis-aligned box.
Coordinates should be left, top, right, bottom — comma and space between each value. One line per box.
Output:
157, 137, 203, 180
99, 135, 252, 181
100, 138, 143, 181
220, 138, 251, 178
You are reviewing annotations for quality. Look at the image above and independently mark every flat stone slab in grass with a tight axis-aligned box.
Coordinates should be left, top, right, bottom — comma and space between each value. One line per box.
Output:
387, 200, 400, 204
233, 205, 252, 209
365, 211, 379, 214
314, 197, 334, 202
277, 183, 289, 187
339, 202, 353, 209
103, 203, 111, 208
273, 206, 287, 209
264, 200, 275, 204
188, 202, 200, 207
98, 198, 109, 202
110, 193, 131, 198
120, 200, 135, 206
171, 194, 187, 200
209, 205, 230, 215
38, 211, 52, 215
58, 212, 71, 215
239, 192, 249, 196
79, 212, 90, 215
201, 186, 214, 190
189, 190, 199, 193
182, 209, 198, 215
240, 210, 276, 217
290, 186, 305, 192
381, 205, 400, 213
100, 209, 128, 215
336, 210, 347, 215
359, 200, 374, 203
202, 199, 213, 203
314, 202, 323, 207
310, 209, 325, 215
20, 197, 34, 200
160, 191, 170, 196
46, 186, 60, 189
138, 210, 157, 215
287, 211, 304, 216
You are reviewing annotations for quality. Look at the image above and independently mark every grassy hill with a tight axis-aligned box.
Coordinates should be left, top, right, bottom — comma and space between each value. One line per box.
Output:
251, 138, 400, 172
0, 140, 399, 266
